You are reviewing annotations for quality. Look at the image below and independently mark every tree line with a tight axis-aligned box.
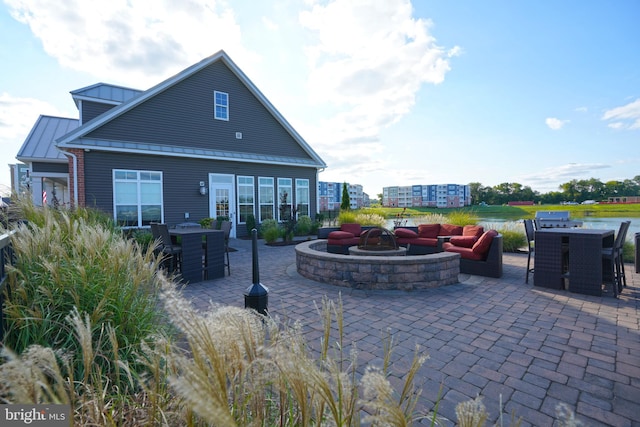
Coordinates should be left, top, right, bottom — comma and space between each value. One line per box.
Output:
470, 175, 640, 205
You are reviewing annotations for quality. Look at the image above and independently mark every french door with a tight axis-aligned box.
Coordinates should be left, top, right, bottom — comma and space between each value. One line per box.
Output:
209, 173, 236, 238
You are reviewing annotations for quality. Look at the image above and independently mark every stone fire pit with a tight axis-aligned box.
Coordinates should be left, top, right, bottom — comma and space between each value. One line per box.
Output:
295, 240, 460, 290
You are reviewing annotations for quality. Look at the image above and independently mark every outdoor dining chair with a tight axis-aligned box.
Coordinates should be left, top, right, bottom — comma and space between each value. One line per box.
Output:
524, 219, 535, 284
602, 220, 630, 297
220, 220, 232, 275
155, 223, 182, 273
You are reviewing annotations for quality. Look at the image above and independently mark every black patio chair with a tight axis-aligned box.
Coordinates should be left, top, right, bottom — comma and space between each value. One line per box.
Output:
602, 221, 630, 297
220, 220, 232, 275
524, 219, 535, 284
155, 223, 182, 273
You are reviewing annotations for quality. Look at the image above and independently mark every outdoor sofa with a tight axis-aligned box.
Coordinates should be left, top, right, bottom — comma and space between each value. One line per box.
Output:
395, 224, 503, 278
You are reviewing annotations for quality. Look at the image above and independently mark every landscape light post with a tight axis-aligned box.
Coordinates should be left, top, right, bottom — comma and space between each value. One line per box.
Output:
244, 228, 269, 315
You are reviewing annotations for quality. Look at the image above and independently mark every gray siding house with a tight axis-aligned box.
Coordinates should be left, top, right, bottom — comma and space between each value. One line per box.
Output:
17, 50, 327, 237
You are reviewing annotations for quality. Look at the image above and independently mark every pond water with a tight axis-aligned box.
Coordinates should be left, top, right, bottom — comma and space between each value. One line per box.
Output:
387, 217, 639, 242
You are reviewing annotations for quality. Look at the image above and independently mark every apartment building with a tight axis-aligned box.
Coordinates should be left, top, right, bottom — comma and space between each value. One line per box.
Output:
382, 184, 471, 208
318, 181, 369, 211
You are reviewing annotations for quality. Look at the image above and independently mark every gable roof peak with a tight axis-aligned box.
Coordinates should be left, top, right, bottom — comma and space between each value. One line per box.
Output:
57, 50, 326, 168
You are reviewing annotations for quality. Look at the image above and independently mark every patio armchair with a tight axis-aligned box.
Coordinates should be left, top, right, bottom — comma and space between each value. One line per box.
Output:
443, 230, 503, 278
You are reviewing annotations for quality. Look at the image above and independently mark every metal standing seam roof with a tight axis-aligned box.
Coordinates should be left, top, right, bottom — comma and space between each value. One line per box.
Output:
70, 83, 143, 107
16, 115, 79, 162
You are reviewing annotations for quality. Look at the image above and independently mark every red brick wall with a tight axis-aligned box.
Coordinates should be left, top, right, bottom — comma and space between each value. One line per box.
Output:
66, 149, 86, 207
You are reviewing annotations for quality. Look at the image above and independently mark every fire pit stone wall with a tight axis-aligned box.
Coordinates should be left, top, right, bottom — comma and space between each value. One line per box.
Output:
295, 240, 460, 290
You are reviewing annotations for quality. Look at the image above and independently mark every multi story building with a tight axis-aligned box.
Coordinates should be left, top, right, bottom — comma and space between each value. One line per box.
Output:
318, 181, 369, 211
382, 184, 471, 208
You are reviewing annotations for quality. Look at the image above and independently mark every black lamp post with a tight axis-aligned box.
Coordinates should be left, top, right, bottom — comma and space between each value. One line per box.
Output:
244, 228, 268, 315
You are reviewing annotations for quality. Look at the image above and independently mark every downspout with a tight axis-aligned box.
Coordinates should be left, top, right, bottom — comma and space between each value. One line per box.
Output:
316, 167, 325, 217
65, 152, 79, 208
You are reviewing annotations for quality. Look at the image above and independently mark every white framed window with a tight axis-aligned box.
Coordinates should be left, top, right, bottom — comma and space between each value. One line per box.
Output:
295, 179, 310, 217
237, 176, 254, 224
214, 91, 229, 121
258, 177, 275, 222
113, 169, 163, 227
277, 178, 292, 222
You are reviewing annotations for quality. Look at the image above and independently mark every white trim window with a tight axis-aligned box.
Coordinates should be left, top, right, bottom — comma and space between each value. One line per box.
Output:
113, 169, 163, 227
296, 178, 310, 217
258, 177, 275, 222
214, 91, 229, 121
277, 177, 292, 222
237, 176, 255, 224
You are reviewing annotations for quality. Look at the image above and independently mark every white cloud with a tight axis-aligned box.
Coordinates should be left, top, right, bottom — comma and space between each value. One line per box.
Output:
520, 163, 611, 192
545, 117, 567, 130
262, 16, 278, 31
4, 0, 257, 89
602, 98, 640, 130
0, 93, 69, 186
299, 0, 458, 147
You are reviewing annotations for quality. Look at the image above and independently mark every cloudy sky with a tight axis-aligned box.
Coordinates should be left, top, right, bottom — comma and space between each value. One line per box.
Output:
1, 0, 638, 197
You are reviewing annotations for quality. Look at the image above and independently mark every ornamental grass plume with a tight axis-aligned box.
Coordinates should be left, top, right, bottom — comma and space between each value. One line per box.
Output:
0, 345, 69, 405
455, 396, 489, 427
556, 403, 582, 427
157, 284, 430, 426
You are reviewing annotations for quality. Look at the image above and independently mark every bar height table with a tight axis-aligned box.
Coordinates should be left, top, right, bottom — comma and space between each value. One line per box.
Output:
534, 228, 615, 296
169, 228, 225, 283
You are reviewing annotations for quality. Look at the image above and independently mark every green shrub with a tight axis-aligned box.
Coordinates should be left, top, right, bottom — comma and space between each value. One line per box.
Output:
310, 217, 321, 235
622, 240, 635, 263
259, 219, 280, 243
246, 213, 256, 232
295, 215, 313, 235
499, 230, 526, 252
199, 217, 215, 228
128, 228, 155, 253
490, 221, 527, 252
315, 212, 326, 225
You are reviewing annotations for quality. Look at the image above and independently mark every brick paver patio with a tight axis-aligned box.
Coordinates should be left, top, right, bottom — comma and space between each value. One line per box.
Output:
180, 237, 640, 426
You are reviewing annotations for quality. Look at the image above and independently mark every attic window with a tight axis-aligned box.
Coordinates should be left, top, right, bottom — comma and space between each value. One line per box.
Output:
214, 91, 229, 121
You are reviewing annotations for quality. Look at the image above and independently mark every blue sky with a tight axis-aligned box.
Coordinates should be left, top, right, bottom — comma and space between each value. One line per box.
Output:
1, 0, 638, 197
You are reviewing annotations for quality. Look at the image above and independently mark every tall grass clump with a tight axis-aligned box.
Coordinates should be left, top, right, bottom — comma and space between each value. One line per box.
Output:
485, 221, 527, 252
156, 287, 429, 426
3, 200, 169, 390
444, 210, 479, 226
338, 210, 358, 224
338, 211, 386, 227
413, 213, 450, 225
